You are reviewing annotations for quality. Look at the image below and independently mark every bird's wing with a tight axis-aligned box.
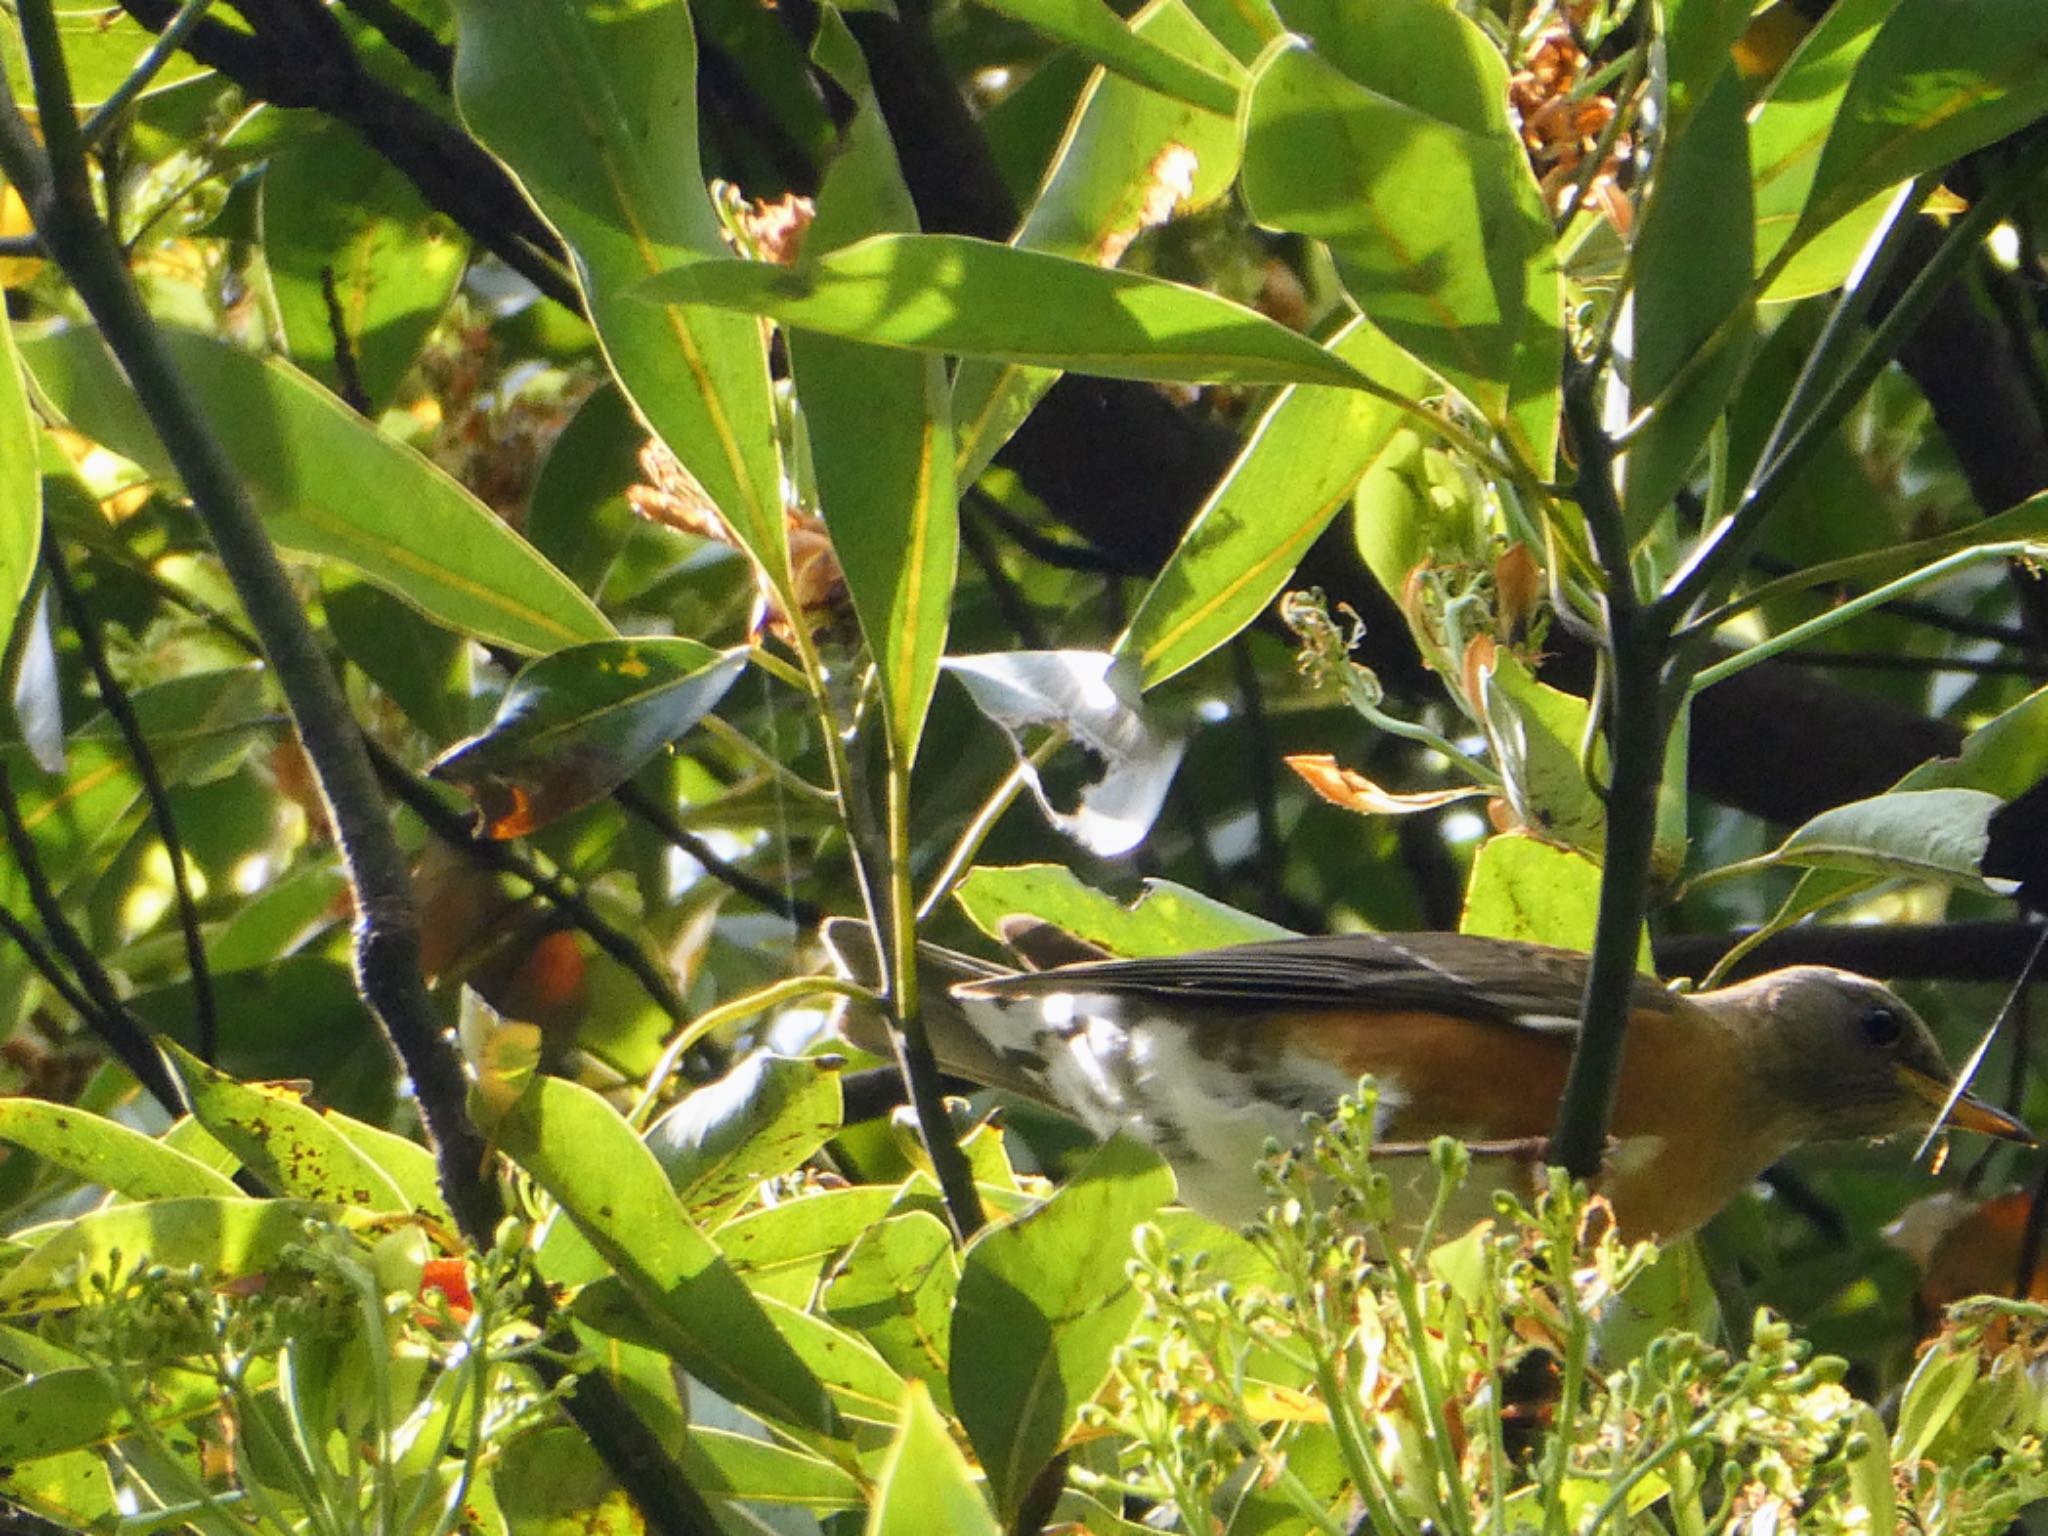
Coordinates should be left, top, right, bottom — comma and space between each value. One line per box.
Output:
953, 931, 1679, 1031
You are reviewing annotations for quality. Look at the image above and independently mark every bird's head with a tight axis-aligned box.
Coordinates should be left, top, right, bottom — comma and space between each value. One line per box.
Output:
1735, 966, 2032, 1145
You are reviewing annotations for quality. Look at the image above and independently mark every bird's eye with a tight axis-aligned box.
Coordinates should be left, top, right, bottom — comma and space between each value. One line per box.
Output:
1862, 1006, 1905, 1048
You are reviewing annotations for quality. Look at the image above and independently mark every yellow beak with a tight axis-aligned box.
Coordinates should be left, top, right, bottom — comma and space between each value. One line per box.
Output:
1898, 1065, 2037, 1144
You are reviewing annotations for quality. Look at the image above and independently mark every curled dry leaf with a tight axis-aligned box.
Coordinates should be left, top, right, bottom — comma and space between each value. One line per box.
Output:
1286, 752, 1490, 816
1510, 26, 1634, 231
627, 439, 848, 642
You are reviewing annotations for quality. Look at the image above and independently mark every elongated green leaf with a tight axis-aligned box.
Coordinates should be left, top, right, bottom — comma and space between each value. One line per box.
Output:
683, 1426, 862, 1512
821, 1212, 960, 1407
1798, 0, 2048, 249
955, 0, 1247, 481
161, 1040, 411, 1211
954, 862, 1292, 954
951, 1137, 1174, 1519
971, 0, 1240, 114
498, 1074, 839, 1437
871, 1381, 999, 1536
450, 0, 789, 590
0, 1365, 218, 1463
1240, 27, 1553, 431
716, 1182, 901, 1305
640, 233, 1378, 390
429, 639, 744, 837
1768, 787, 2014, 892
0, 1198, 338, 1315
0, 1100, 241, 1202
1660, 0, 1751, 124
646, 1052, 843, 1225
20, 329, 609, 654
1625, 70, 1754, 524
263, 119, 468, 412
794, 60, 958, 763
1747, 0, 1896, 293
0, 307, 34, 664
1122, 316, 1428, 685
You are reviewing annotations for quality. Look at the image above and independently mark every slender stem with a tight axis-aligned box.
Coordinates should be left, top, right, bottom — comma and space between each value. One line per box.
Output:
1685, 541, 2043, 693
1549, 384, 1672, 1177
0, 762, 187, 1111
626, 972, 873, 1128
887, 756, 985, 1236
44, 537, 219, 1059
614, 779, 821, 925
0, 899, 100, 1022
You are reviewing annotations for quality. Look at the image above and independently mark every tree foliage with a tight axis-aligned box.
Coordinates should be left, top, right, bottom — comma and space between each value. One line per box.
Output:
2, 0, 2048, 1527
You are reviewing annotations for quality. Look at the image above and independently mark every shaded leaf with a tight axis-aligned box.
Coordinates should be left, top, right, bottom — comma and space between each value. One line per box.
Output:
262, 119, 468, 412
639, 233, 1379, 390
1122, 316, 1430, 686
0, 7, 207, 105
717, 1182, 901, 1306
821, 1211, 960, 1407
451, 0, 790, 588
1477, 650, 1607, 857
429, 639, 745, 838
1624, 70, 1754, 525
972, 0, 1239, 113
21, 328, 609, 654
1767, 787, 2015, 893
952, 1136, 1174, 1520
498, 1074, 840, 1437
944, 651, 1185, 856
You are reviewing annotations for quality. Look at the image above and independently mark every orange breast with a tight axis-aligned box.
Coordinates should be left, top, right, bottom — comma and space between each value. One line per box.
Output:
1271, 1004, 1776, 1237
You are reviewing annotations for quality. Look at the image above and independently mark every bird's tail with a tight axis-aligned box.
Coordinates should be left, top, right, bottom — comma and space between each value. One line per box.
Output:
819, 917, 1059, 1107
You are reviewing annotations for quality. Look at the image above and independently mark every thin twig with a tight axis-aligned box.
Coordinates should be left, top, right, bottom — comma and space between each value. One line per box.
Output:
613, 780, 822, 926
318, 265, 372, 415
0, 762, 186, 1111
44, 538, 219, 1060
0, 900, 101, 1024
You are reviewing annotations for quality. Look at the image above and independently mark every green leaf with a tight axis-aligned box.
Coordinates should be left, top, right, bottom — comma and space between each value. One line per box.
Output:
968, 0, 1241, 114
0, 307, 36, 665
450, 0, 789, 589
682, 1426, 863, 1512
0, 1450, 115, 1531
262, 118, 469, 412
638, 233, 1379, 390
1461, 833, 1652, 972
1659, 0, 1751, 124
792, 57, 958, 763
951, 1136, 1174, 1520
1747, 0, 1896, 295
525, 383, 644, 598
0, 7, 207, 106
0, 1197, 338, 1315
1797, 0, 2048, 250
20, 328, 610, 654
1478, 651, 1607, 858
646, 1052, 844, 1225
428, 639, 745, 838
1123, 316, 1428, 685
954, 0, 1247, 481
160, 1039, 411, 1211
1764, 787, 2015, 892
954, 863, 1293, 955
0, 1099, 241, 1202
717, 1182, 901, 1305
0, 1365, 218, 1462
324, 569, 471, 742
821, 1211, 960, 1407
1240, 28, 1553, 428
870, 1380, 999, 1536
497, 1074, 839, 1437
1624, 70, 1754, 525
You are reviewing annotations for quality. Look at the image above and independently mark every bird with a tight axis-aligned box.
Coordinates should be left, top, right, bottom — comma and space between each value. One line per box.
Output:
827, 923, 2034, 1239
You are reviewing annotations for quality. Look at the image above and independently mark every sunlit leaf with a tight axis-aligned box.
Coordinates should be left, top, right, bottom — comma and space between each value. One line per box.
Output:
871, 1380, 998, 1536
21, 328, 610, 654
0, 307, 35, 666
451, 0, 790, 590
639, 233, 1378, 390
954, 862, 1292, 954
0, 1100, 241, 1202
646, 1052, 844, 1225
952, 1136, 1173, 1519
